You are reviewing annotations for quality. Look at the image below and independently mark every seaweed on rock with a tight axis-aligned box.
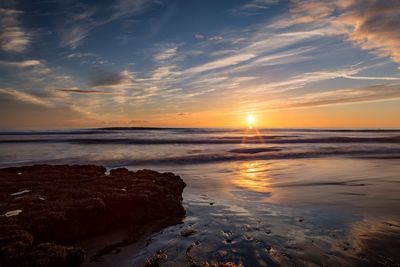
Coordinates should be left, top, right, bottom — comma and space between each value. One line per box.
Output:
0, 165, 186, 267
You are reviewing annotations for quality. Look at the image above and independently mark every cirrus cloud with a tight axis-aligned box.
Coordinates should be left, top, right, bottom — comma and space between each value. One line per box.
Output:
0, 8, 31, 53
287, 0, 400, 63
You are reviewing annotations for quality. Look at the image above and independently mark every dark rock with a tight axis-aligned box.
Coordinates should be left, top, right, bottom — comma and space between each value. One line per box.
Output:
143, 250, 167, 267
181, 228, 196, 237
0, 164, 186, 267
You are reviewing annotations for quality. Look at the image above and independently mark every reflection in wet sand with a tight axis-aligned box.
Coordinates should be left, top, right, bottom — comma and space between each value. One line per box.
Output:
231, 162, 273, 201
76, 157, 400, 266
348, 219, 400, 266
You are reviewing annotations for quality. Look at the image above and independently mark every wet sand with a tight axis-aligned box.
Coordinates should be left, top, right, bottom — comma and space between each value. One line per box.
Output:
118, 158, 400, 266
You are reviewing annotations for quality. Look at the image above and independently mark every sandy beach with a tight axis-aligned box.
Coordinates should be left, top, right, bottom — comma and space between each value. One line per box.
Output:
0, 128, 399, 266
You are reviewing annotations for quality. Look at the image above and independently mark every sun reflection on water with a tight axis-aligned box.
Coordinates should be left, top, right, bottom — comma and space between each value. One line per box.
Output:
233, 161, 272, 194
241, 126, 265, 144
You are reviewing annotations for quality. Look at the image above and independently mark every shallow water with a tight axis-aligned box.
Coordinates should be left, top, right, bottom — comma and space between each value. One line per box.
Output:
1, 128, 400, 266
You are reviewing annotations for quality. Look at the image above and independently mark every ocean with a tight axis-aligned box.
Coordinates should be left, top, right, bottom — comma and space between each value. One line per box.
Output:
1, 128, 400, 266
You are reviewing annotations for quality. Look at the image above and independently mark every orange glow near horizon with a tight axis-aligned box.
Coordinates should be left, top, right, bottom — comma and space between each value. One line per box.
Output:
12, 99, 399, 129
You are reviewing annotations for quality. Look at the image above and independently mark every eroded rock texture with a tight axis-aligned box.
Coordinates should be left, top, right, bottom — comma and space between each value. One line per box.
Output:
0, 165, 186, 267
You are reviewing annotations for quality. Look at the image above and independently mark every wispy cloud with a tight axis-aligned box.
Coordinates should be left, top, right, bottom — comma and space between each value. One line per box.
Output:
90, 69, 152, 103
0, 8, 31, 53
59, 0, 159, 49
90, 69, 128, 87
0, 59, 41, 68
57, 88, 112, 94
67, 52, 98, 59
284, 0, 400, 63
185, 53, 256, 74
230, 0, 279, 15
0, 88, 51, 107
195, 33, 205, 40
240, 66, 400, 94
154, 45, 178, 62
263, 84, 400, 111
58, 6, 98, 49
111, 0, 159, 20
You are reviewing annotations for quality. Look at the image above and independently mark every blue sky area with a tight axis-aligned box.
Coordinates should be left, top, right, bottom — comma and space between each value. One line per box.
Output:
0, 0, 399, 128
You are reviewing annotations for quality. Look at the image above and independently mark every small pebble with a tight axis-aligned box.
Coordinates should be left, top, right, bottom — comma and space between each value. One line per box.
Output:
10, 190, 30, 197
181, 228, 196, 237
3, 209, 23, 217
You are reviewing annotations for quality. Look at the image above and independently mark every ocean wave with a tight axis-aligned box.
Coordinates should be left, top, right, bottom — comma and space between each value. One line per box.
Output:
95, 127, 400, 133
1, 128, 399, 136
1, 136, 399, 144
110, 148, 400, 166
229, 148, 283, 154
3, 148, 399, 168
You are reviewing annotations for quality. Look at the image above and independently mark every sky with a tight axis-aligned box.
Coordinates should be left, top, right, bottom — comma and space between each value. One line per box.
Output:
0, 0, 399, 129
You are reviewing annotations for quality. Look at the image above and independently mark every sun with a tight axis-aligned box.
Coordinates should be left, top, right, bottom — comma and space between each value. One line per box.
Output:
246, 114, 256, 128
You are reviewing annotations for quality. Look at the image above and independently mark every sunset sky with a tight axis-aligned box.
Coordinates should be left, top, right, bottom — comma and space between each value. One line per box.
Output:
0, 0, 399, 129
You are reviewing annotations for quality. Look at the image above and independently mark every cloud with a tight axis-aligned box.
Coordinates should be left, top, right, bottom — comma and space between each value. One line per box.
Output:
110, 0, 159, 20
0, 88, 51, 107
0, 59, 41, 68
58, 7, 97, 49
230, 0, 279, 15
90, 69, 127, 87
340, 1, 400, 62
229, 46, 313, 73
261, 84, 400, 111
90, 69, 140, 103
154, 45, 178, 62
59, 0, 159, 49
0, 8, 31, 53
57, 88, 112, 94
185, 53, 256, 74
208, 36, 223, 41
195, 34, 205, 40
286, 0, 400, 63
67, 52, 98, 59
151, 66, 174, 80
180, 26, 335, 83
340, 75, 400, 81
0, 59, 52, 76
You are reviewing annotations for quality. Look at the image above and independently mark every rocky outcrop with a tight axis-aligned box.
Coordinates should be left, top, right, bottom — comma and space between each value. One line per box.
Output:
0, 165, 186, 267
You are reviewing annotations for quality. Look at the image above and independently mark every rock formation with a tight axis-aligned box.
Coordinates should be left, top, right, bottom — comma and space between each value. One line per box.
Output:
0, 165, 186, 267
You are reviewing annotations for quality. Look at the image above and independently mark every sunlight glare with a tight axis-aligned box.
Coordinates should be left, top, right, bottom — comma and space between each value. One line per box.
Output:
246, 114, 256, 128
